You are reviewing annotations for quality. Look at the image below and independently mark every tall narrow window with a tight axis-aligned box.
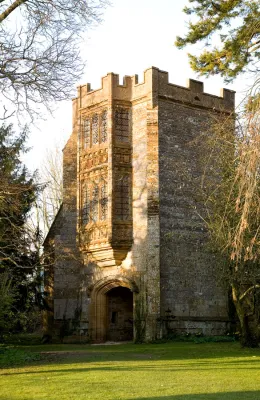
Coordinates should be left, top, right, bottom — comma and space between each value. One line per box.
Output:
100, 182, 108, 221
83, 119, 90, 149
82, 186, 90, 225
115, 109, 130, 143
101, 110, 108, 143
115, 175, 131, 220
92, 114, 99, 145
92, 185, 99, 222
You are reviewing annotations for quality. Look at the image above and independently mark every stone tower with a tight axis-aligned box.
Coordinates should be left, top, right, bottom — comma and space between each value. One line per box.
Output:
44, 67, 235, 342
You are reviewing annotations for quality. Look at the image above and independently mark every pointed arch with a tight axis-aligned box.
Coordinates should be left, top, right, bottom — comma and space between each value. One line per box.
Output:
89, 277, 138, 342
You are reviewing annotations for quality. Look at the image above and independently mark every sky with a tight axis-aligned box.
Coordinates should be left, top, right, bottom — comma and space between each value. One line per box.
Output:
23, 0, 251, 172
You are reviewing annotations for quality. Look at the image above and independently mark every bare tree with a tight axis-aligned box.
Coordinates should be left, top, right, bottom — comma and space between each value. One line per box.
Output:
37, 142, 63, 235
0, 0, 108, 121
195, 95, 260, 346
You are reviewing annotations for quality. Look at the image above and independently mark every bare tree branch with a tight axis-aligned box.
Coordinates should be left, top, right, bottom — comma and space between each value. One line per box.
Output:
0, 0, 109, 121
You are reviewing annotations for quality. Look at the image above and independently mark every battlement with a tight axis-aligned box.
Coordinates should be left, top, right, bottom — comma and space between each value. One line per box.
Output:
76, 67, 235, 113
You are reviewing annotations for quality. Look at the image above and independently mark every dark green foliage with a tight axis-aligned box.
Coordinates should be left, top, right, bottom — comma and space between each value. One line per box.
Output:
0, 124, 42, 338
2, 333, 42, 345
176, 0, 260, 80
0, 345, 42, 368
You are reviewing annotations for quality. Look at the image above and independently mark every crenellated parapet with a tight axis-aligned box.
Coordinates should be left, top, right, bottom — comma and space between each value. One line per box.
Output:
77, 67, 235, 112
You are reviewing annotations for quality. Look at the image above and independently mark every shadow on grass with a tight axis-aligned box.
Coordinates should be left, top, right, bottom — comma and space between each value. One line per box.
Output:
2, 356, 260, 376
1, 342, 260, 370
124, 393, 260, 400
0, 392, 260, 400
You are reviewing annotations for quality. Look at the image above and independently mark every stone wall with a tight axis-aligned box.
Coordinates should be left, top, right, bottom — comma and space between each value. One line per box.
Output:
158, 100, 230, 335
44, 128, 83, 337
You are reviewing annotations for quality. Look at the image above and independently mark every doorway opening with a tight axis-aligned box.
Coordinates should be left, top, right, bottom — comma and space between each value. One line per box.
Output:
106, 286, 133, 341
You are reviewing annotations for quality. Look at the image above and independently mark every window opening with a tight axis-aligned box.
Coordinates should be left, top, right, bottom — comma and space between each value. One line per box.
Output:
101, 110, 108, 143
115, 175, 130, 220
83, 119, 90, 149
92, 185, 99, 222
82, 186, 90, 225
100, 182, 108, 221
115, 109, 130, 142
92, 114, 99, 145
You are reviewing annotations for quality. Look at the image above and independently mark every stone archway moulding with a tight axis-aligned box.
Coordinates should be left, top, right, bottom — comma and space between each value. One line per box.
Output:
89, 276, 138, 342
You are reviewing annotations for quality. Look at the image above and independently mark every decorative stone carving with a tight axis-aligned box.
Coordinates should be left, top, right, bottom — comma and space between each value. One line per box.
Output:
92, 114, 99, 145
82, 148, 108, 170
82, 186, 90, 225
83, 223, 108, 243
92, 185, 99, 222
81, 109, 108, 150
79, 106, 132, 266
82, 119, 90, 149
101, 110, 108, 143
100, 182, 108, 221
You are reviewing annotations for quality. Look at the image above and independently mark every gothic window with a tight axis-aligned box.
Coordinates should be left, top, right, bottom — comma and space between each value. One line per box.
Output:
115, 175, 131, 220
92, 114, 99, 145
100, 182, 108, 221
115, 109, 130, 143
82, 186, 90, 225
82, 180, 109, 225
83, 119, 90, 149
92, 185, 99, 222
101, 110, 108, 143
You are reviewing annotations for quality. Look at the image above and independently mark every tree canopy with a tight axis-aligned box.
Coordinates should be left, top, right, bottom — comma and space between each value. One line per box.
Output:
0, 0, 108, 120
0, 124, 41, 335
177, 0, 260, 346
175, 0, 260, 81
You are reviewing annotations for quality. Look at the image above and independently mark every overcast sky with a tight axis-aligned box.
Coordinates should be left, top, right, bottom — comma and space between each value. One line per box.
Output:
23, 0, 251, 172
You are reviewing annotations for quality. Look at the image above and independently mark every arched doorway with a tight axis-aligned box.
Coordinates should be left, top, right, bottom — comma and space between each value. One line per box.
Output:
89, 278, 138, 343
107, 286, 133, 341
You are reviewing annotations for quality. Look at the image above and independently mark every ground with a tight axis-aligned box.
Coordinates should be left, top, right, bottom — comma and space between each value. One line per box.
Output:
1, 342, 260, 399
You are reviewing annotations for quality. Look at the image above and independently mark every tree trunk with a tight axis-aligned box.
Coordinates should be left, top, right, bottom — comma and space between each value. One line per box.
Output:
231, 283, 258, 347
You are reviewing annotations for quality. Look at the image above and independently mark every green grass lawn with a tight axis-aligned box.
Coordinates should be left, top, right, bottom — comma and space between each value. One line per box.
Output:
1, 342, 260, 400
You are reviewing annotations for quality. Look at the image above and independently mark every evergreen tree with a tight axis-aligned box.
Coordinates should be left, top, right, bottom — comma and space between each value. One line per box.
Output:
0, 124, 41, 336
175, 1, 260, 80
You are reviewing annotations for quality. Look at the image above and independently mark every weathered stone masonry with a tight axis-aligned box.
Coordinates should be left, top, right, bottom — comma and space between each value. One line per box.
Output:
44, 67, 235, 342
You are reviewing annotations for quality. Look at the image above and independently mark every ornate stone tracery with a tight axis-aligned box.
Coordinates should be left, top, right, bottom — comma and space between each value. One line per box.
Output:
101, 110, 108, 143
81, 178, 108, 226
81, 109, 108, 150
82, 118, 90, 149
82, 186, 90, 225
92, 114, 99, 145
100, 181, 108, 221
92, 185, 99, 222
79, 105, 132, 265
